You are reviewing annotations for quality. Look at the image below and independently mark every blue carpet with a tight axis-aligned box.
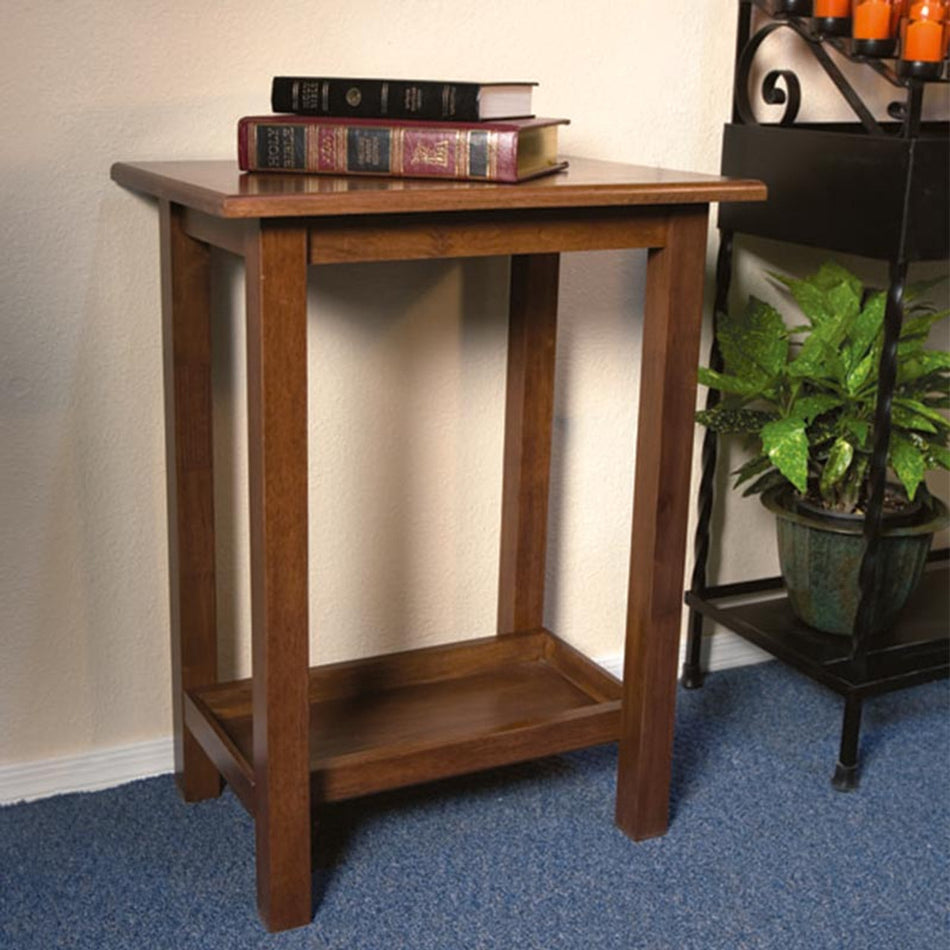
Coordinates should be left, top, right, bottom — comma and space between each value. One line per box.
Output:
2, 661, 947, 949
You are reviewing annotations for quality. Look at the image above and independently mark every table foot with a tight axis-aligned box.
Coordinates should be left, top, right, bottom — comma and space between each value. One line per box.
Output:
832, 761, 860, 791
680, 663, 705, 690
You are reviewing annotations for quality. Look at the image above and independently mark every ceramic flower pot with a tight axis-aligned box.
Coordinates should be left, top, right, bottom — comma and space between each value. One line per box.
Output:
761, 485, 949, 637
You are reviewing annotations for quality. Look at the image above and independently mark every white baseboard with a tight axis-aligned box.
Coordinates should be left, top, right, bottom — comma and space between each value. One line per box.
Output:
0, 737, 174, 807
689, 628, 773, 673
1, 632, 768, 807
596, 628, 771, 680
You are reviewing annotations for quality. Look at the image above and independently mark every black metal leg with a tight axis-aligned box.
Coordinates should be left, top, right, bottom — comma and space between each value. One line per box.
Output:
832, 695, 863, 791
682, 231, 734, 691
681, 611, 706, 690
852, 262, 906, 659
835, 263, 904, 790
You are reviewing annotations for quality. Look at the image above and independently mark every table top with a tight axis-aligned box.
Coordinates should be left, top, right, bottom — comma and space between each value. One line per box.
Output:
110, 157, 765, 219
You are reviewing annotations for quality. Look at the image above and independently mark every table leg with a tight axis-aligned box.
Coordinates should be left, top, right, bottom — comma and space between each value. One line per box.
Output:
245, 221, 312, 931
159, 200, 221, 802
498, 253, 559, 636
615, 207, 710, 840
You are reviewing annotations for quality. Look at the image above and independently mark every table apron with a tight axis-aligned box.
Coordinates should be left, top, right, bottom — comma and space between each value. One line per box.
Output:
183, 205, 683, 264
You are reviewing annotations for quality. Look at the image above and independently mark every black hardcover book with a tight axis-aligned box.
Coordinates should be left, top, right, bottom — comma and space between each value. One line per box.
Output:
271, 76, 536, 122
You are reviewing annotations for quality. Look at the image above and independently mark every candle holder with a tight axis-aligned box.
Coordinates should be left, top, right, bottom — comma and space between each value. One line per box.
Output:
898, 1, 947, 79
780, 0, 815, 14
852, 0, 899, 55
814, 0, 853, 33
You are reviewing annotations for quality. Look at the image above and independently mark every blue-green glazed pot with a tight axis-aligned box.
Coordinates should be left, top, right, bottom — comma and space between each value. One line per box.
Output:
762, 486, 949, 637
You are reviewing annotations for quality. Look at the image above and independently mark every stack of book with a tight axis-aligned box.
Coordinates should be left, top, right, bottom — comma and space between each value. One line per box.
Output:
237, 76, 569, 183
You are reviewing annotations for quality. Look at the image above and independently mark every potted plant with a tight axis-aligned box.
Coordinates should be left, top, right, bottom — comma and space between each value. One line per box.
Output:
697, 261, 949, 636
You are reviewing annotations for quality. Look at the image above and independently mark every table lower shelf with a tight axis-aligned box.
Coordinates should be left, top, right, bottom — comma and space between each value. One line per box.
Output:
184, 628, 622, 813
686, 558, 949, 698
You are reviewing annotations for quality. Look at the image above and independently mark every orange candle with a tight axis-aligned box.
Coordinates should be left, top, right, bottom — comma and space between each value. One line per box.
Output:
816, 0, 851, 13
903, 17, 945, 57
898, 0, 947, 73
908, 0, 946, 16
900, 1, 947, 65
854, 0, 895, 36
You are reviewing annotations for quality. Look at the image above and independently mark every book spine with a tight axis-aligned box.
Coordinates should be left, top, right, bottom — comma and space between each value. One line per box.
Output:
271, 77, 481, 121
238, 118, 520, 182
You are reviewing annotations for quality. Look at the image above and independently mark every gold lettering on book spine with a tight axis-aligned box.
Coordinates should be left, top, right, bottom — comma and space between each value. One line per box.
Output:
318, 128, 336, 169
488, 132, 498, 180
335, 128, 347, 172
247, 126, 258, 168
393, 127, 404, 175
305, 126, 320, 172
410, 137, 450, 168
457, 131, 467, 178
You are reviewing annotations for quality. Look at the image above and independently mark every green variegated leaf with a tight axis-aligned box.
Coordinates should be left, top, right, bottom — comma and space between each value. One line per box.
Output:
846, 349, 876, 395
732, 453, 772, 487
777, 262, 863, 330
741, 468, 788, 497
891, 406, 937, 433
898, 351, 950, 384
718, 296, 788, 383
791, 393, 843, 422
841, 416, 870, 447
697, 367, 761, 397
813, 261, 864, 299
826, 280, 862, 327
807, 416, 839, 448
889, 433, 926, 501
898, 337, 927, 359
780, 278, 833, 327
841, 455, 869, 510
900, 307, 949, 343
897, 411, 939, 436
894, 397, 950, 430
696, 406, 777, 434
846, 292, 884, 370
819, 437, 853, 501
761, 417, 809, 493
788, 335, 846, 383
926, 443, 950, 469
908, 433, 950, 470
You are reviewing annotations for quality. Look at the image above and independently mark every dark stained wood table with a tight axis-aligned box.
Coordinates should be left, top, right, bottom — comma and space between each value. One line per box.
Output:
111, 158, 764, 932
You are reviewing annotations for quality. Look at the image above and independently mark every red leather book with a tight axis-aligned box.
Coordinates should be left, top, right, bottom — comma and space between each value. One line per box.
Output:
237, 115, 569, 183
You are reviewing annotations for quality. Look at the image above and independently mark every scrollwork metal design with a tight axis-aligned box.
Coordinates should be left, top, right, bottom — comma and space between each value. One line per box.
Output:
735, 8, 904, 135
761, 69, 802, 125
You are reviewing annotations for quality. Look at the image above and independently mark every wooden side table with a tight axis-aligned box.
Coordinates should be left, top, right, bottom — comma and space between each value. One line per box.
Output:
111, 158, 764, 932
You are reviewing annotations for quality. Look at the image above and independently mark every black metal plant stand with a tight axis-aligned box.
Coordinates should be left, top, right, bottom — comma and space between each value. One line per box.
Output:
683, 0, 949, 790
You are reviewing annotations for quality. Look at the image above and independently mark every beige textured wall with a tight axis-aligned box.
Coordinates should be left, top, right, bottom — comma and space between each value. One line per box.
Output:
1, 2, 947, 769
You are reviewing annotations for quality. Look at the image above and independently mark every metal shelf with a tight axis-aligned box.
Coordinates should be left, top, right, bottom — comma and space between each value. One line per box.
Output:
687, 558, 948, 698
683, 0, 949, 788
719, 121, 949, 260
